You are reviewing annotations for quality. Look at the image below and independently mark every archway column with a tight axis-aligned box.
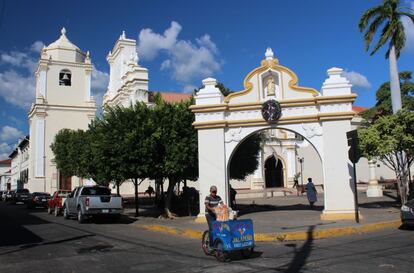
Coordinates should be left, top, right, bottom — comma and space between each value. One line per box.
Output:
320, 68, 358, 220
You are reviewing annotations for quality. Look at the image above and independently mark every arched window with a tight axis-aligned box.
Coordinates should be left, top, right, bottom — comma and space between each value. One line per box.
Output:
59, 69, 71, 86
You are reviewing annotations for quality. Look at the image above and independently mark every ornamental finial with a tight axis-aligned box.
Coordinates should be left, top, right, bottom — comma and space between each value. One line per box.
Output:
61, 27, 66, 35
265, 47, 274, 60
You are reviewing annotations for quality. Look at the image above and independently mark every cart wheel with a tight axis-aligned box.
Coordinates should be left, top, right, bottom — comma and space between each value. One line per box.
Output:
202, 230, 214, 256
214, 240, 229, 262
240, 247, 254, 258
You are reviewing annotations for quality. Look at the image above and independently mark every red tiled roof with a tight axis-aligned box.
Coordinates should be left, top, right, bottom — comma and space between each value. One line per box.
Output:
352, 106, 368, 114
156, 92, 192, 103
0, 159, 11, 165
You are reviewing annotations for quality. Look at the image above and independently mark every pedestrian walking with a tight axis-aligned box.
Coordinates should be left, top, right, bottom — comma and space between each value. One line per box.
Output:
305, 177, 317, 209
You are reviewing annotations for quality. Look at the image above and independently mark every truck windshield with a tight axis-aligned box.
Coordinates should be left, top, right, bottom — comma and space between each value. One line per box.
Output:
81, 187, 111, 196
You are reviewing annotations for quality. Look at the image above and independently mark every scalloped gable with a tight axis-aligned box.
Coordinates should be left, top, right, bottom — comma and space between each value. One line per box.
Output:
224, 48, 319, 104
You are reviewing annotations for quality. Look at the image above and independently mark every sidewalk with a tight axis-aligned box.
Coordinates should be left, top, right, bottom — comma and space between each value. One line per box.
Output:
130, 190, 402, 242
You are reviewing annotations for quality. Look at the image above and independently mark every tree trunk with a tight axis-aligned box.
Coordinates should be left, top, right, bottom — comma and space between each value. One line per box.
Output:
389, 45, 402, 114
134, 178, 139, 217
164, 177, 177, 218
116, 182, 120, 196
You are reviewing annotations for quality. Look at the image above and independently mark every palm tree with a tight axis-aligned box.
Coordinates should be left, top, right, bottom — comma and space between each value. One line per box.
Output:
359, 0, 414, 114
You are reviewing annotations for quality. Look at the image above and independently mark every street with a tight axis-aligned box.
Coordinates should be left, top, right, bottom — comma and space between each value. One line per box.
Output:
0, 202, 413, 273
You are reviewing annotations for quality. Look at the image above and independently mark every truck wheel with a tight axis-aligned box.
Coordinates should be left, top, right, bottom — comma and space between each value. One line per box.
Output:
77, 209, 85, 224
63, 206, 69, 219
47, 207, 52, 214
54, 206, 60, 217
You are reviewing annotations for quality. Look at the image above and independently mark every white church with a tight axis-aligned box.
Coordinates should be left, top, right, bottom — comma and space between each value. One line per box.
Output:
3, 28, 404, 210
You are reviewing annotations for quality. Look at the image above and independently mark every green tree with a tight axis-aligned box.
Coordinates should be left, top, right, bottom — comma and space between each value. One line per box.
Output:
152, 98, 198, 218
359, 110, 414, 204
100, 103, 157, 217
359, 0, 414, 114
51, 129, 91, 179
229, 134, 261, 180
362, 71, 414, 121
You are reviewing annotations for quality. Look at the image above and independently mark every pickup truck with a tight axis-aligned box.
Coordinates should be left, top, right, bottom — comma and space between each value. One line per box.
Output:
63, 186, 123, 223
47, 190, 71, 216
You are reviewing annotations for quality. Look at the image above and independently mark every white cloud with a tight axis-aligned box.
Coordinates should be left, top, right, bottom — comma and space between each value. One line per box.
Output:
137, 21, 182, 61
162, 40, 221, 82
0, 70, 35, 109
402, 1, 414, 53
342, 71, 371, 89
0, 142, 12, 160
91, 65, 109, 110
30, 41, 45, 53
0, 126, 22, 142
137, 21, 221, 88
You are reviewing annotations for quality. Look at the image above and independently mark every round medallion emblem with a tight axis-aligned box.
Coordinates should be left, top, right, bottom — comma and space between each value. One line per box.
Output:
261, 100, 281, 123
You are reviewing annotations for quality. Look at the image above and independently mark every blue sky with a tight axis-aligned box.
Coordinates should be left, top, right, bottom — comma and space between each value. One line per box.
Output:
0, 0, 413, 158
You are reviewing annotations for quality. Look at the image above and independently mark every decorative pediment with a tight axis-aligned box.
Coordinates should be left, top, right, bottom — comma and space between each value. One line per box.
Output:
224, 48, 319, 104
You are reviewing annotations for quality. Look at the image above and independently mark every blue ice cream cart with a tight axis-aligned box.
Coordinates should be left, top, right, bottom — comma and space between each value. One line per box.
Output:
202, 219, 255, 262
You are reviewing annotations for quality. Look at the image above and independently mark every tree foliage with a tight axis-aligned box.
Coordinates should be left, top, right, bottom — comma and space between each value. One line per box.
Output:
359, 110, 414, 203
362, 71, 414, 121
358, 0, 414, 59
229, 134, 261, 180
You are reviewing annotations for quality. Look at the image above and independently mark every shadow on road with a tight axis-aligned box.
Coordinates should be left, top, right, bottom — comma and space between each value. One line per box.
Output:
237, 204, 323, 217
0, 203, 47, 247
274, 225, 315, 272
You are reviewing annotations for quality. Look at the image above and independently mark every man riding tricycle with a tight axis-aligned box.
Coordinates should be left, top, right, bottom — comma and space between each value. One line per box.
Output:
202, 186, 255, 262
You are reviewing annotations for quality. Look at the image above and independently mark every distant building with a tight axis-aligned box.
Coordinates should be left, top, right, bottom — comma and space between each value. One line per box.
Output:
0, 159, 11, 191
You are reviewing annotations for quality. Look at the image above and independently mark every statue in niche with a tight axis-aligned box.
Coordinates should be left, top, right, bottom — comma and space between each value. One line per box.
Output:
266, 76, 276, 96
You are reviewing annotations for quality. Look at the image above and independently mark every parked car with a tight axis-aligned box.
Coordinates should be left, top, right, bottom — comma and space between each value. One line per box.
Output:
63, 186, 123, 223
12, 189, 30, 204
4, 190, 15, 202
26, 192, 51, 209
47, 190, 71, 216
401, 199, 414, 227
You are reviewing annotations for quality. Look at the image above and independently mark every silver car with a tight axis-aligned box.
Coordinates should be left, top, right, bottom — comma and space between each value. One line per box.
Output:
401, 199, 414, 226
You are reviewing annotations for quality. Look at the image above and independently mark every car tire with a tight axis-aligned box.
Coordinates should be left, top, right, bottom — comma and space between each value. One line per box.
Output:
77, 208, 85, 224
54, 206, 60, 217
63, 206, 69, 219
47, 207, 52, 214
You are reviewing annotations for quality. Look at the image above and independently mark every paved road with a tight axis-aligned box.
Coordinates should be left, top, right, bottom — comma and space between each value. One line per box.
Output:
0, 202, 413, 273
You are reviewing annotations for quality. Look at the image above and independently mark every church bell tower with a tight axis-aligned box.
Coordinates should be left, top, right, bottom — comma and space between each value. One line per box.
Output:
28, 28, 96, 193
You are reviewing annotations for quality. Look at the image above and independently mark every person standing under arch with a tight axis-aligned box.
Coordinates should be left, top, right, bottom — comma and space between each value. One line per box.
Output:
306, 178, 318, 209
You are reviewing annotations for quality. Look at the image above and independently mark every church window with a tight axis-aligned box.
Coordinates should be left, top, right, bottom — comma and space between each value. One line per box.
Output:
59, 69, 72, 86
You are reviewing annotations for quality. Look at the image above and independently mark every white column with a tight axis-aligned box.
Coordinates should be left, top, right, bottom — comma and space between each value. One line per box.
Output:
38, 70, 47, 98
35, 118, 45, 177
320, 67, 357, 220
85, 70, 91, 101
366, 159, 383, 197
197, 128, 227, 219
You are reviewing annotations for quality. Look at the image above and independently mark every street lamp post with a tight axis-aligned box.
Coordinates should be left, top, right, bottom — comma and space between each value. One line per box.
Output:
298, 157, 304, 192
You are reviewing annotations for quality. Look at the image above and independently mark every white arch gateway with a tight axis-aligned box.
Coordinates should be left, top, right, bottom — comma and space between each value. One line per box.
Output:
190, 48, 359, 220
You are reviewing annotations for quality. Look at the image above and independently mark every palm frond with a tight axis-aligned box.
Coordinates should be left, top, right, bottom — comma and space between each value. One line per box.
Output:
392, 21, 406, 58
363, 14, 387, 51
359, 5, 386, 31
370, 21, 393, 55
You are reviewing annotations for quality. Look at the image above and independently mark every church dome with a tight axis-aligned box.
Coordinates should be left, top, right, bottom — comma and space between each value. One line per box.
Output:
46, 27, 80, 51
44, 28, 87, 63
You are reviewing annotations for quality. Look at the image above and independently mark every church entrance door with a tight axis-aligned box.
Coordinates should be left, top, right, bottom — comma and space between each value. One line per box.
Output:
265, 156, 284, 188
59, 173, 72, 191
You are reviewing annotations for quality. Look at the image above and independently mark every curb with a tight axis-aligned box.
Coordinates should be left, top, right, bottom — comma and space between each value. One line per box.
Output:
138, 219, 402, 242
